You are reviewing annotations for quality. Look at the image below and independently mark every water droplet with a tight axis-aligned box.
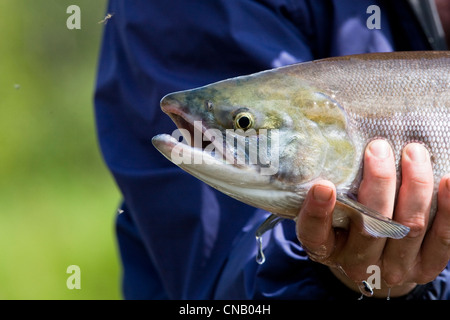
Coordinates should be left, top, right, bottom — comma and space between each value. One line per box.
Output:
387, 287, 391, 301
255, 236, 265, 265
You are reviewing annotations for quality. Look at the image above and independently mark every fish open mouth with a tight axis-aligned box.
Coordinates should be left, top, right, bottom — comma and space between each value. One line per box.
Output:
156, 102, 232, 164
164, 109, 212, 151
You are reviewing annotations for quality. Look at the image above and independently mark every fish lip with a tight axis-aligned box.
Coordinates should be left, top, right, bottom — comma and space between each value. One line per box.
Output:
161, 103, 210, 148
161, 102, 234, 162
162, 104, 205, 134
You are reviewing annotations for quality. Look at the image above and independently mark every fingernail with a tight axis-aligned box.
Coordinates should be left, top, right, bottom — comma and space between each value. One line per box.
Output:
369, 140, 390, 159
446, 177, 450, 192
313, 185, 333, 202
406, 144, 428, 163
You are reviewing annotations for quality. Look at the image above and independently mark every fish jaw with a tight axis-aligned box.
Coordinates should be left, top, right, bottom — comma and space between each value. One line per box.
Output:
151, 134, 303, 218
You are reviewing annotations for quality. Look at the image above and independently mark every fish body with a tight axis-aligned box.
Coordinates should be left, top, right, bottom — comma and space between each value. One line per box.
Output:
152, 51, 450, 239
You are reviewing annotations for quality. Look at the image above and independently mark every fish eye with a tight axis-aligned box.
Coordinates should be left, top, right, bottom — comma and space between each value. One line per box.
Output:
234, 112, 254, 130
205, 100, 213, 111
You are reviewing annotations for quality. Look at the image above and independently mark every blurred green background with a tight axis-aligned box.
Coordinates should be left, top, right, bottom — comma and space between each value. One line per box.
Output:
0, 0, 122, 299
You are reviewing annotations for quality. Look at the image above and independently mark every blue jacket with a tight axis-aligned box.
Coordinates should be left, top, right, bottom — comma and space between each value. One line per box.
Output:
94, 0, 450, 299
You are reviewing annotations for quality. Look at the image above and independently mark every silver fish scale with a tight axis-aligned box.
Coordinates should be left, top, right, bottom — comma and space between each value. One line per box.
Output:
302, 52, 450, 219
348, 107, 450, 184
298, 53, 450, 182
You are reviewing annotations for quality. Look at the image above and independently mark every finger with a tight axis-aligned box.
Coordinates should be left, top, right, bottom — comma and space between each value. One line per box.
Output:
416, 174, 450, 283
383, 143, 434, 286
340, 139, 397, 278
358, 139, 397, 218
296, 181, 336, 262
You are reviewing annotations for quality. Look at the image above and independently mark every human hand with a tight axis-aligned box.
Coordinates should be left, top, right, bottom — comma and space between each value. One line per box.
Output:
296, 139, 450, 298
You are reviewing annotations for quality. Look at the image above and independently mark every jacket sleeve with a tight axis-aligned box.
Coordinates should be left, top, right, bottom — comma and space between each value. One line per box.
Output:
94, 0, 448, 300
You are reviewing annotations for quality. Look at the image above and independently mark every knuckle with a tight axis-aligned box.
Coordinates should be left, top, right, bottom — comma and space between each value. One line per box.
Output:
416, 257, 450, 284
415, 265, 444, 284
300, 242, 332, 263
381, 260, 410, 287
432, 227, 450, 248
409, 173, 434, 188
405, 219, 428, 239
304, 205, 330, 221
364, 160, 395, 182
416, 272, 437, 285
382, 270, 405, 287
341, 265, 368, 282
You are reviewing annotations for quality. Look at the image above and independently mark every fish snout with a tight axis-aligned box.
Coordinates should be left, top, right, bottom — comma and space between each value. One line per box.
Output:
160, 92, 183, 114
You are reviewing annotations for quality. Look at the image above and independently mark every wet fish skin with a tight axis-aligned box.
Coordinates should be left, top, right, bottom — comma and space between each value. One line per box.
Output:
152, 51, 450, 239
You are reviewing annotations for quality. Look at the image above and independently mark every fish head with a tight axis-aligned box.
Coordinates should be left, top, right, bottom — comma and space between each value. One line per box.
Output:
159, 75, 291, 144
152, 70, 357, 217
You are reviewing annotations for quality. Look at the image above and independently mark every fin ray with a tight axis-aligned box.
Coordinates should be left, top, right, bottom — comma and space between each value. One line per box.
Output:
335, 193, 410, 239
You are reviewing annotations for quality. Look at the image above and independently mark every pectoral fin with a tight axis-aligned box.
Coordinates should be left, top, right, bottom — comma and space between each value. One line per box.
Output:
335, 193, 410, 239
